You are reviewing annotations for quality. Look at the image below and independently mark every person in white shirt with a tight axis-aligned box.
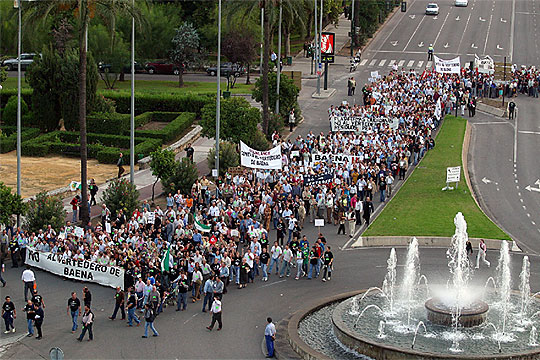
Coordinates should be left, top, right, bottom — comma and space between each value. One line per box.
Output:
21, 266, 36, 301
206, 295, 222, 331
279, 245, 293, 278
475, 239, 490, 269
268, 242, 282, 275
265, 317, 277, 357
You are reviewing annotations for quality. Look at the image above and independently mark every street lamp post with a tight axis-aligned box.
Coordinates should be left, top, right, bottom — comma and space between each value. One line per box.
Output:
275, 1, 282, 115
350, 0, 355, 57
260, 7, 264, 76
130, 0, 135, 183
16, 0, 22, 225
315, 0, 320, 94
215, 0, 222, 178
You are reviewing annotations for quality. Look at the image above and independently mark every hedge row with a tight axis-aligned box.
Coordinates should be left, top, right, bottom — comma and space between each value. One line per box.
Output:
135, 112, 196, 142
21, 131, 162, 164
0, 126, 41, 153
99, 91, 213, 117
0, 89, 33, 109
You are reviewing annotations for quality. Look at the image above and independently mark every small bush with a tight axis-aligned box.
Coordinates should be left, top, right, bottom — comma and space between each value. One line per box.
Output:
207, 141, 239, 176
85, 112, 131, 134
164, 158, 199, 195
0, 127, 40, 154
2, 96, 29, 126
21, 142, 49, 156
0, 89, 32, 110
102, 178, 139, 217
25, 191, 66, 232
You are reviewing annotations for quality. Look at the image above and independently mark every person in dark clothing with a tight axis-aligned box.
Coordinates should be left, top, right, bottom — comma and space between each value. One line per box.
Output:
33, 304, 44, 339
321, 246, 334, 282
89, 179, 99, 206
117, 152, 125, 178
362, 197, 375, 227
185, 143, 195, 162
9, 238, 19, 268
508, 100, 516, 119
109, 287, 125, 320
22, 300, 35, 337
83, 287, 92, 308
77, 305, 94, 341
2, 296, 16, 333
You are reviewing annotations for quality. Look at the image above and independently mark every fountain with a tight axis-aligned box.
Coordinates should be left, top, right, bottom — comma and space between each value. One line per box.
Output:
295, 212, 540, 359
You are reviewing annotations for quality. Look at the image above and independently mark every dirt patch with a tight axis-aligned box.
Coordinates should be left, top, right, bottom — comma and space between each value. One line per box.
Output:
138, 121, 169, 131
478, 98, 507, 109
0, 151, 117, 198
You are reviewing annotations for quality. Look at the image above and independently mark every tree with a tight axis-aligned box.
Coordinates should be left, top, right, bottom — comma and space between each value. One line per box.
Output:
24, 0, 140, 225
222, 28, 258, 84
0, 66, 6, 85
200, 97, 260, 146
25, 192, 65, 232
0, 183, 26, 227
253, 72, 299, 120
102, 178, 139, 217
170, 22, 201, 87
207, 141, 239, 176
164, 158, 199, 195
149, 149, 176, 203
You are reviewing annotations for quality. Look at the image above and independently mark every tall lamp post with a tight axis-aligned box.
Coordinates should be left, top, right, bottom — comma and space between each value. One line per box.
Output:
350, 0, 355, 57
215, 0, 222, 178
275, 1, 282, 114
260, 6, 264, 76
15, 0, 22, 226
130, 0, 135, 183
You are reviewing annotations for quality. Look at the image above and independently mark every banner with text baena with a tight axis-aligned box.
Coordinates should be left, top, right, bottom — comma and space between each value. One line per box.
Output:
434, 55, 461, 74
25, 249, 124, 289
240, 141, 282, 169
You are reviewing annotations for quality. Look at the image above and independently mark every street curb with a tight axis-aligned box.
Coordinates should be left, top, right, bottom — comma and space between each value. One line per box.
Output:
477, 102, 507, 117
352, 236, 518, 251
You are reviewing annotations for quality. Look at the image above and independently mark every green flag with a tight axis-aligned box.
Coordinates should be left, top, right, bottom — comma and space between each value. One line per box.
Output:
195, 217, 211, 233
161, 246, 172, 272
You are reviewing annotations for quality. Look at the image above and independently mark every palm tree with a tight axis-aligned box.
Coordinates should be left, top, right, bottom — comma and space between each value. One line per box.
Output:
281, 0, 307, 58
24, 0, 140, 224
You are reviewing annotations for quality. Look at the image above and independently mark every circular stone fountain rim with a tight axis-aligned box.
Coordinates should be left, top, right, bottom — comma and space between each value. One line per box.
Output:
329, 290, 540, 360
425, 298, 489, 316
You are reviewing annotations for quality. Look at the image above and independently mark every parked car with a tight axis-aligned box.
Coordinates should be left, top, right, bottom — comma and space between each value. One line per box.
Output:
425, 3, 439, 15
454, 0, 468, 6
2, 53, 39, 71
205, 63, 245, 77
144, 60, 181, 75
98, 61, 145, 73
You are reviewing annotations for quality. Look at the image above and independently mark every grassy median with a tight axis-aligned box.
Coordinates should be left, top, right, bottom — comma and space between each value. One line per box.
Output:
363, 115, 509, 240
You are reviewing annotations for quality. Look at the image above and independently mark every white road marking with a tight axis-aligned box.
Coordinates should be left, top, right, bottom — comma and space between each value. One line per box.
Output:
520, 198, 524, 203
458, 13, 472, 51
474, 121, 508, 125
360, 59, 368, 66
416, 60, 424, 68
519, 130, 540, 135
398, 60, 405, 67
483, 14, 493, 55
369, 59, 377, 66
260, 279, 286, 288
390, 41, 399, 47
403, 15, 426, 51
514, 107, 519, 163
407, 60, 415, 67
183, 313, 199, 325
510, 0, 516, 61
527, 213, 531, 218
388, 59, 396, 67
378, 59, 386, 66
533, 221, 536, 226
433, 11, 451, 46
523, 205, 527, 210
426, 61, 432, 68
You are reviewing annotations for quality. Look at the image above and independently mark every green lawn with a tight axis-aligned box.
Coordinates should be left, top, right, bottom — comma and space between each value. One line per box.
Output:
1, 76, 254, 95
363, 116, 509, 240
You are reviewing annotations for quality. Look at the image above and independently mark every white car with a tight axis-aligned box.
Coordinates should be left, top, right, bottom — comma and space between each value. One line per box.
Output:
455, 0, 468, 6
426, 3, 439, 15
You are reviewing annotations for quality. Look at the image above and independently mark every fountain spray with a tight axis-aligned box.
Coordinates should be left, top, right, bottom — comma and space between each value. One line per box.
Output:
400, 238, 419, 329
383, 248, 397, 313
520, 256, 531, 315
496, 241, 511, 334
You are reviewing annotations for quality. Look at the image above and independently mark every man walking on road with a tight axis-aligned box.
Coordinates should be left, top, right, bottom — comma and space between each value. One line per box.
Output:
265, 317, 276, 358
126, 287, 140, 326
362, 197, 375, 227
109, 286, 125, 320
427, 44, 434, 61
22, 266, 35, 302
67, 292, 81, 333
22, 300, 35, 337
2, 296, 16, 333
33, 303, 44, 340
508, 100, 516, 119
142, 303, 159, 338
78, 305, 94, 341
206, 295, 222, 331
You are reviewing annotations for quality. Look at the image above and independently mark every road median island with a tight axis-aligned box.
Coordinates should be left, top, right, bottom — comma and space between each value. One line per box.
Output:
363, 115, 509, 240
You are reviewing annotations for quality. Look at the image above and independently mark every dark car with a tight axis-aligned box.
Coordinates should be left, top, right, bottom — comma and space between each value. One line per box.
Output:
144, 60, 181, 75
205, 62, 245, 77
98, 61, 145, 73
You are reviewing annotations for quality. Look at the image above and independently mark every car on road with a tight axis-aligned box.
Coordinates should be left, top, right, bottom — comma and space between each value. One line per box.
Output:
205, 62, 245, 77
425, 3, 439, 15
144, 60, 181, 75
1, 53, 39, 71
98, 61, 145, 73
454, 0, 468, 6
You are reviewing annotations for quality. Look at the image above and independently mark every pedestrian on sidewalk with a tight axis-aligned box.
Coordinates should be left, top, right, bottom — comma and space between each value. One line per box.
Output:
126, 287, 141, 326
33, 303, 44, 340
351, 77, 356, 95
22, 266, 36, 302
67, 292, 81, 333
347, 77, 353, 96
70, 195, 80, 223
2, 296, 16, 333
321, 246, 334, 282
22, 300, 35, 337
117, 152, 125, 178
89, 179, 98, 206
142, 303, 159, 338
265, 317, 276, 358
185, 143, 195, 163
109, 286, 125, 320
475, 239, 490, 269
288, 108, 296, 132
362, 197, 374, 227
206, 295, 222, 331
77, 305, 94, 341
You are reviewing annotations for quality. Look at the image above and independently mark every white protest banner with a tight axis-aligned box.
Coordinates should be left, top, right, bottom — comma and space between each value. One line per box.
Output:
446, 166, 461, 183
312, 153, 332, 164
291, 150, 300, 158
434, 55, 461, 74
25, 249, 124, 289
312, 152, 364, 165
240, 141, 282, 169
331, 116, 393, 132
314, 219, 325, 227
435, 97, 442, 120
370, 70, 379, 79
74, 226, 84, 238
105, 222, 112, 234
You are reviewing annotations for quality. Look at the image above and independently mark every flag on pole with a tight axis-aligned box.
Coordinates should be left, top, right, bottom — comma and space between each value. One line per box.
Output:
69, 181, 82, 192
161, 246, 173, 272
194, 217, 211, 233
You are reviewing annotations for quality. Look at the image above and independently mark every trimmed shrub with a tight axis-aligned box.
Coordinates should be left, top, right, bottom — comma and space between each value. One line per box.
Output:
0, 126, 40, 154
21, 142, 49, 157
135, 112, 195, 142
85, 112, 131, 134
100, 91, 213, 117
2, 96, 29, 126
0, 89, 32, 109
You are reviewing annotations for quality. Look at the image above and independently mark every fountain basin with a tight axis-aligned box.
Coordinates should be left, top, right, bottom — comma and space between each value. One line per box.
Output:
425, 298, 489, 327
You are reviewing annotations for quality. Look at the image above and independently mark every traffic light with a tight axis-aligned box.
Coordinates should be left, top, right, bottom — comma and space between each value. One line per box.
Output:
401, 1, 407, 12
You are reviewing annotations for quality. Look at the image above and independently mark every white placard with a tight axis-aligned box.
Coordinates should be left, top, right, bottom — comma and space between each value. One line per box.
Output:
434, 55, 461, 74
291, 150, 300, 158
370, 70, 379, 78
212, 169, 218, 177
25, 249, 124, 289
74, 226, 84, 238
315, 219, 325, 227
105, 222, 111, 234
240, 141, 282, 169
446, 166, 461, 183
231, 229, 239, 237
